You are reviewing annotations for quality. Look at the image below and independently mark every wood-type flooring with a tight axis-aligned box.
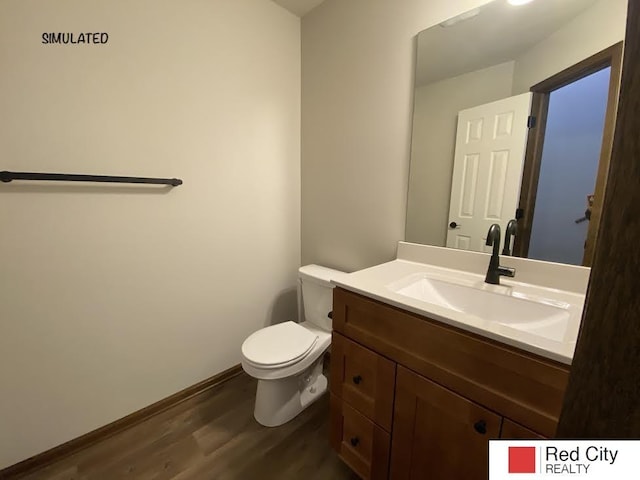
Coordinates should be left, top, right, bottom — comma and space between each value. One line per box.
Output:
14, 373, 357, 480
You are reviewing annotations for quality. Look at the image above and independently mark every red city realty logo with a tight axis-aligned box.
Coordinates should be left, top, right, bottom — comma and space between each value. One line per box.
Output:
509, 446, 536, 474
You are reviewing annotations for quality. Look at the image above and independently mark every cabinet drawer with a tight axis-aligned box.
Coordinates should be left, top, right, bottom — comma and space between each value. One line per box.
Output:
330, 332, 396, 431
330, 394, 390, 480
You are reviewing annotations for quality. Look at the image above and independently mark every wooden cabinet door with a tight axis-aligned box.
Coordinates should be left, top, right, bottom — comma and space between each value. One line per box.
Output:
390, 366, 501, 480
501, 419, 546, 439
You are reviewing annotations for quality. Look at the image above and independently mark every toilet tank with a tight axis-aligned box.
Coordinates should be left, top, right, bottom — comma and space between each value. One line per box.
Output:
298, 264, 345, 332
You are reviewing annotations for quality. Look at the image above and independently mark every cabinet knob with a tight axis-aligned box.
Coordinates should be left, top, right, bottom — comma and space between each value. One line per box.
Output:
352, 375, 363, 385
474, 420, 487, 435
350, 437, 360, 447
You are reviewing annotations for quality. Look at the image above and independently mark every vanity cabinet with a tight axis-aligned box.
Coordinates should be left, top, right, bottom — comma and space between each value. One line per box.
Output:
329, 287, 570, 479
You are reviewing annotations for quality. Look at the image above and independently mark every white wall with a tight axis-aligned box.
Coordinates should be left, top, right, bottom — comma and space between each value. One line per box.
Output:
406, 61, 515, 247
301, 0, 492, 272
0, 0, 300, 468
512, 0, 627, 94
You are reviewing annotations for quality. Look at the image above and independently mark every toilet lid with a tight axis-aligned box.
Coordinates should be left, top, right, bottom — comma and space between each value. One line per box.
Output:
242, 321, 318, 368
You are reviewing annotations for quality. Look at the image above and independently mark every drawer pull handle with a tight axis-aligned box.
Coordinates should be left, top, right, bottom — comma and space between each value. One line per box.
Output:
352, 375, 363, 385
474, 420, 487, 435
350, 437, 360, 447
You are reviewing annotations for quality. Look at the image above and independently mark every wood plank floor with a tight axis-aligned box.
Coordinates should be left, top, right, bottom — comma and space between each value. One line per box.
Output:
14, 373, 358, 480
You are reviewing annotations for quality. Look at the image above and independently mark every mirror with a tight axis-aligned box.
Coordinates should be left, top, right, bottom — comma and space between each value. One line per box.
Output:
406, 0, 628, 266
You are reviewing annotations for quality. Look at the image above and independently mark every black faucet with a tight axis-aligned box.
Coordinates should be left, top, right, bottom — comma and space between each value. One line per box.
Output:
485, 224, 516, 285
502, 219, 518, 256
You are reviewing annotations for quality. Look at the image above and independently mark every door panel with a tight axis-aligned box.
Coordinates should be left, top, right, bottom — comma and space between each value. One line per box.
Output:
447, 93, 532, 252
390, 366, 501, 480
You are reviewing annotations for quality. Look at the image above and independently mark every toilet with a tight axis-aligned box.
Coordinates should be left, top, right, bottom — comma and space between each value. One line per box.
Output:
241, 264, 344, 427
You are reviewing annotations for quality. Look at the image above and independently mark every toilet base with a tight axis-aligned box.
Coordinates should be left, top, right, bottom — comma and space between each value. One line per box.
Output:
253, 358, 327, 427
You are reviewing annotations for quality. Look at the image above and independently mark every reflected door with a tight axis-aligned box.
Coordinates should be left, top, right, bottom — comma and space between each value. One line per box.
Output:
446, 93, 532, 252
527, 68, 611, 265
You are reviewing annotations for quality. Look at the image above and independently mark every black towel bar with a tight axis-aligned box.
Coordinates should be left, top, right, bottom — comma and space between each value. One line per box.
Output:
0, 171, 182, 186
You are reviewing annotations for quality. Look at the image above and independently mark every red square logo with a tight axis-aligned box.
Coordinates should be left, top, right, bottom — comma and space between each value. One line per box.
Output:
508, 446, 536, 473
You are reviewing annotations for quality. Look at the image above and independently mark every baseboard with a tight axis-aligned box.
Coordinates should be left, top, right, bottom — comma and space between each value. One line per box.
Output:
0, 364, 244, 479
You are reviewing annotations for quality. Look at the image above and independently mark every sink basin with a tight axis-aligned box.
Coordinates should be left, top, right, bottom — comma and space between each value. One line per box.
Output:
389, 274, 572, 343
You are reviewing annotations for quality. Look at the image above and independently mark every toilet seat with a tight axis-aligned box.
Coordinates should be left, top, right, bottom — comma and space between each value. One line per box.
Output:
242, 321, 319, 369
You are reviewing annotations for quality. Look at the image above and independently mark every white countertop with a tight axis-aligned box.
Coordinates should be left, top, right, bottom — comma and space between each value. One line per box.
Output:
332, 257, 586, 365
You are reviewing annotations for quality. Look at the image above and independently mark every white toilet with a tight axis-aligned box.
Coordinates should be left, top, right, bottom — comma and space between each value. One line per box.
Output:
241, 264, 343, 427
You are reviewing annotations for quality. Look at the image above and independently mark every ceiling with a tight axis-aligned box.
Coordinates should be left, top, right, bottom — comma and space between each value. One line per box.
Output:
272, 0, 327, 17
416, 0, 600, 87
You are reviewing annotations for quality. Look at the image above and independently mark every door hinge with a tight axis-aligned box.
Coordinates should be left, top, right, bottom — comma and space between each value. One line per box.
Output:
527, 115, 537, 128
515, 208, 524, 220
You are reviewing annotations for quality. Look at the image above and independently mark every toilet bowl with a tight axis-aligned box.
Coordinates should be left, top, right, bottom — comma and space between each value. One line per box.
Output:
241, 265, 344, 427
